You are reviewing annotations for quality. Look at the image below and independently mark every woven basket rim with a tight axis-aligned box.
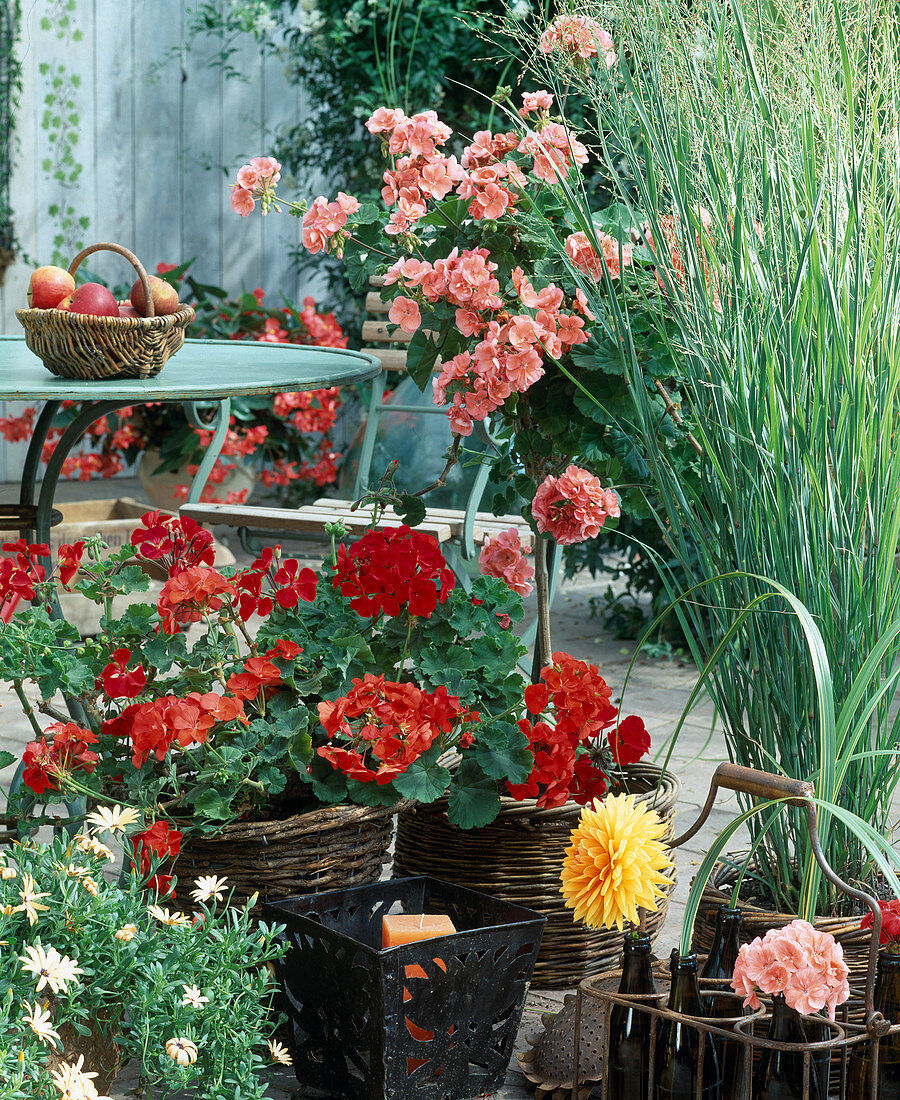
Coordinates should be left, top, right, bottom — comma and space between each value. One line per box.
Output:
402, 761, 681, 826
178, 798, 410, 844
16, 303, 194, 328
699, 855, 870, 938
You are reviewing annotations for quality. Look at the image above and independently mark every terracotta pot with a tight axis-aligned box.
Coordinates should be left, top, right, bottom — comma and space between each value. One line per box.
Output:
138, 447, 256, 510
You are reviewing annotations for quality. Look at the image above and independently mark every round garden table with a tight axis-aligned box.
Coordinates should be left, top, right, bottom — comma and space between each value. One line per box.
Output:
0, 335, 380, 548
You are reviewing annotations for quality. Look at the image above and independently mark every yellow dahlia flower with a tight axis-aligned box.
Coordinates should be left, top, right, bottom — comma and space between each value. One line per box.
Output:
560, 793, 673, 930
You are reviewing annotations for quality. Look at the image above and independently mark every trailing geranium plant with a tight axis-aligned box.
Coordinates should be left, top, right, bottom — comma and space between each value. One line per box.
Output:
0, 513, 651, 837
228, 92, 689, 655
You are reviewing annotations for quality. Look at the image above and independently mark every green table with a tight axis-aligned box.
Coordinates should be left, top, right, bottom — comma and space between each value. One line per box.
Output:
0, 335, 380, 549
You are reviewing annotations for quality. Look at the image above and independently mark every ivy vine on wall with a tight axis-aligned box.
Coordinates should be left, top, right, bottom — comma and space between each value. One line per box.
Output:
0, 0, 21, 283
38, 0, 89, 266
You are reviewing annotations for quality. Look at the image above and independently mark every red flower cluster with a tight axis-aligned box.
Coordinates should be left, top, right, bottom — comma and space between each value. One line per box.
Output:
157, 566, 236, 633
98, 647, 147, 699
317, 673, 478, 785
58, 541, 85, 587
104, 692, 245, 767
22, 722, 99, 795
227, 656, 282, 701
131, 511, 215, 576
132, 819, 182, 896
231, 546, 317, 620
0, 539, 47, 611
507, 652, 650, 807
861, 900, 900, 945
332, 526, 454, 618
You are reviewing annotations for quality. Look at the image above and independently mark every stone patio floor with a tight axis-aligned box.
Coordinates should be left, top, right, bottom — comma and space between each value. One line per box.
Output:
0, 477, 742, 1099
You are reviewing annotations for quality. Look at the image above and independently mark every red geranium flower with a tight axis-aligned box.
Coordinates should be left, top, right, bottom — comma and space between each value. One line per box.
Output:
99, 648, 147, 699
272, 558, 317, 609
608, 714, 651, 767
131, 512, 215, 576
317, 674, 478, 784
265, 639, 302, 661
132, 819, 182, 898
21, 722, 99, 795
332, 525, 454, 619
57, 541, 85, 587
226, 656, 282, 701
861, 900, 900, 944
157, 566, 235, 633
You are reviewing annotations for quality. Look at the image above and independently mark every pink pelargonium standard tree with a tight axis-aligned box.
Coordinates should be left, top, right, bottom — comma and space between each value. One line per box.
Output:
227, 47, 663, 664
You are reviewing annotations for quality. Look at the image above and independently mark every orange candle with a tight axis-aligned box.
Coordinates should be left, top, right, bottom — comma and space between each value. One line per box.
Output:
382, 913, 457, 1074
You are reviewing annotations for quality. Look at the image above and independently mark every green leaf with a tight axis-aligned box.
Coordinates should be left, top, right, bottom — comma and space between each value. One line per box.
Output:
393, 746, 451, 803
447, 760, 500, 829
394, 492, 427, 527
0, 751, 15, 772
346, 777, 399, 806
190, 789, 232, 821
405, 331, 442, 390
473, 722, 533, 784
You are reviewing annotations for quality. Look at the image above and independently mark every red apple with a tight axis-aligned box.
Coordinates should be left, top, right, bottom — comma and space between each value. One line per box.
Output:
118, 304, 141, 319
68, 283, 120, 318
129, 275, 180, 317
28, 265, 76, 309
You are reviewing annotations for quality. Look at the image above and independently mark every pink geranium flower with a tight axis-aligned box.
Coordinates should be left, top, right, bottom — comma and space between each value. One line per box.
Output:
532, 465, 620, 546
388, 296, 422, 334
479, 529, 534, 596
230, 186, 255, 217
731, 920, 850, 1020
539, 14, 617, 66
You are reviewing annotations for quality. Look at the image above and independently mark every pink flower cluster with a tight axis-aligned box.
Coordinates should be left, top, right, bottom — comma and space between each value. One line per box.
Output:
566, 230, 634, 281
539, 14, 617, 66
731, 920, 850, 1020
532, 465, 620, 545
479, 529, 535, 596
519, 124, 589, 184
384, 252, 589, 435
230, 157, 282, 217
519, 90, 554, 118
302, 192, 361, 254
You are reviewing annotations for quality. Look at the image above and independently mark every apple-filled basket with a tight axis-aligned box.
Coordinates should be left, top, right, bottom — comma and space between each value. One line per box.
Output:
16, 242, 194, 381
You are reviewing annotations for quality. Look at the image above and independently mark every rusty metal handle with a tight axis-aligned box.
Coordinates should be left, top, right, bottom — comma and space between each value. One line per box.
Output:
670, 761, 887, 1033
671, 763, 813, 849
714, 763, 815, 806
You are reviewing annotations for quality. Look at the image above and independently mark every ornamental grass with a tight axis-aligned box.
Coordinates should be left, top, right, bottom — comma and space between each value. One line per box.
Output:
521, 0, 900, 914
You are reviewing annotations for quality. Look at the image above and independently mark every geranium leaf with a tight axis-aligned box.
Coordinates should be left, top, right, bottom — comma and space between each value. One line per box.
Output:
0, 751, 14, 771
447, 760, 500, 829
473, 722, 533, 784
393, 746, 451, 803
346, 777, 400, 806
395, 492, 427, 528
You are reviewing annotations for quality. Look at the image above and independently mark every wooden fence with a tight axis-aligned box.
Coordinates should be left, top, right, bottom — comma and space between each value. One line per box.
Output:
0, 0, 324, 483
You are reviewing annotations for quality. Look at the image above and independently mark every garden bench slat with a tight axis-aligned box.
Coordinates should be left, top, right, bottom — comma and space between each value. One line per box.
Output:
360, 320, 413, 344
180, 501, 454, 542
360, 347, 408, 372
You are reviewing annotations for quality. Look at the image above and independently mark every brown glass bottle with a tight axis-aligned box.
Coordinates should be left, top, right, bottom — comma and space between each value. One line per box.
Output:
701, 907, 746, 1100
607, 935, 657, 1100
654, 950, 722, 1100
754, 995, 825, 1100
848, 952, 900, 1100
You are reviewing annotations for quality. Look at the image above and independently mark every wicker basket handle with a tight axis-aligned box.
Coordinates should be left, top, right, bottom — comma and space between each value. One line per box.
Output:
67, 242, 155, 318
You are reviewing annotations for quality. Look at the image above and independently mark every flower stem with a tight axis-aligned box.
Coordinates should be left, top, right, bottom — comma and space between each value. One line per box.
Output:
534, 537, 553, 677
13, 680, 44, 739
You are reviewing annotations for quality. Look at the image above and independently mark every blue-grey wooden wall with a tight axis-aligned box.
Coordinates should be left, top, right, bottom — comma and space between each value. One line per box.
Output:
0, 0, 327, 483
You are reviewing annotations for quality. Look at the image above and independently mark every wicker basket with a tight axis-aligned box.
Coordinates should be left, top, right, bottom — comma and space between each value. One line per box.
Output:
16, 242, 194, 380
174, 800, 404, 911
692, 858, 875, 988
393, 763, 680, 988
